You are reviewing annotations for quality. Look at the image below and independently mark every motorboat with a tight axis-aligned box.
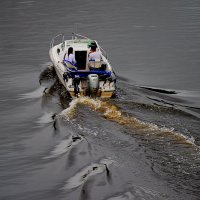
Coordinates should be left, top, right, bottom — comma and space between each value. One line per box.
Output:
49, 33, 116, 98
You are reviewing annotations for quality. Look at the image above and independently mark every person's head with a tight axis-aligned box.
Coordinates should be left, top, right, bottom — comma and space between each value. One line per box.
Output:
68, 47, 73, 56
89, 41, 97, 52
91, 45, 97, 52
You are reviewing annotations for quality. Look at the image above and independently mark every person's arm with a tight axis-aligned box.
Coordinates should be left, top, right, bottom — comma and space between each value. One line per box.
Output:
88, 52, 91, 61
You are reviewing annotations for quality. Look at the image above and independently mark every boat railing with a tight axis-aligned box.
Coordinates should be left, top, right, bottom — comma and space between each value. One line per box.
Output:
50, 33, 108, 59
98, 45, 108, 59
72, 33, 107, 58
50, 33, 65, 49
72, 32, 90, 40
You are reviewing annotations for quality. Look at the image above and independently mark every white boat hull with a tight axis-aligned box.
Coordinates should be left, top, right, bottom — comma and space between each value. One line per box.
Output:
49, 34, 116, 98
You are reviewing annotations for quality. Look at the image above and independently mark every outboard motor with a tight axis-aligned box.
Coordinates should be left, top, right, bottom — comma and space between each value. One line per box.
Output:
88, 74, 99, 95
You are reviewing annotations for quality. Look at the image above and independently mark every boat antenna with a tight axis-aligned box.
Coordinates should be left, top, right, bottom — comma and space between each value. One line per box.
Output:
72, 23, 79, 40
74, 23, 78, 34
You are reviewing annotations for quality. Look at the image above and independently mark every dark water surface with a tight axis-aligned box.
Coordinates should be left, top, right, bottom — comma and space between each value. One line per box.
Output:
0, 0, 200, 200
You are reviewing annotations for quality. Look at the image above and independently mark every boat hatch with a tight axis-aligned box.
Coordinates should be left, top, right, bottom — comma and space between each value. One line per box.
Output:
75, 50, 87, 70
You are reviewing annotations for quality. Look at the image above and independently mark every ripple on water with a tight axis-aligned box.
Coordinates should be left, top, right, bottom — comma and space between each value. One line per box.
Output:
44, 136, 83, 159
18, 86, 45, 100
62, 158, 115, 190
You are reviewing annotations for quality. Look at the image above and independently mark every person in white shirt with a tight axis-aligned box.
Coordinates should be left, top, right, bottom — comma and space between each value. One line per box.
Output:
88, 42, 101, 60
88, 42, 102, 69
64, 47, 76, 64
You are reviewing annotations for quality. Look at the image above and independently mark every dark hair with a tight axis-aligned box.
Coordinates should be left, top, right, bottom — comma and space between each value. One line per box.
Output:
91, 45, 97, 51
68, 47, 73, 57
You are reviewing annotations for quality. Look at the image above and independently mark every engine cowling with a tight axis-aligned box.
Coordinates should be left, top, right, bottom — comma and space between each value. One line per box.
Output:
88, 74, 99, 94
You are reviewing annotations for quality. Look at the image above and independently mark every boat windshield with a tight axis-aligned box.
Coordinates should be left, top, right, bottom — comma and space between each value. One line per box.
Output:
75, 50, 87, 70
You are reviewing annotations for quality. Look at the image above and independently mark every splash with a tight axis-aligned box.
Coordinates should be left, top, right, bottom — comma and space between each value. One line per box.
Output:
18, 86, 45, 100
59, 98, 80, 120
59, 97, 198, 147
39, 64, 56, 83
36, 112, 54, 124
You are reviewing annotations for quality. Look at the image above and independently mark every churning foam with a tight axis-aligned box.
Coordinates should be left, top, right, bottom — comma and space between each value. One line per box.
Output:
59, 98, 80, 120
59, 97, 198, 147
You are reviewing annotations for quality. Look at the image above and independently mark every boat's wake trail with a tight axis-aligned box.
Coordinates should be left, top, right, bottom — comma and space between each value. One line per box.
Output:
58, 97, 198, 148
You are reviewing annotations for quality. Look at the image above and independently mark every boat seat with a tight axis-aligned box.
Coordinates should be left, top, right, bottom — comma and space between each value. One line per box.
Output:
88, 60, 101, 69
67, 70, 111, 78
64, 60, 77, 70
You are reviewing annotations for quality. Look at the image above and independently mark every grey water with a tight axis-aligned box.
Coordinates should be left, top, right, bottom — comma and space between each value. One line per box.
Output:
0, 0, 200, 200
